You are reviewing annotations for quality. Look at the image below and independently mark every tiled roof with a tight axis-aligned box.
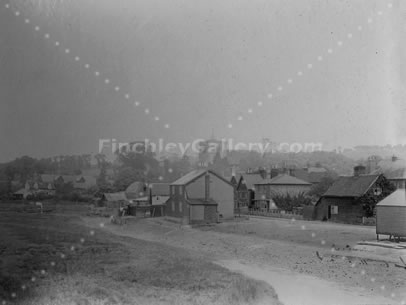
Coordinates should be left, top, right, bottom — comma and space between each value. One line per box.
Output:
171, 169, 232, 186
323, 174, 380, 197
241, 174, 265, 189
150, 183, 170, 196
255, 174, 311, 186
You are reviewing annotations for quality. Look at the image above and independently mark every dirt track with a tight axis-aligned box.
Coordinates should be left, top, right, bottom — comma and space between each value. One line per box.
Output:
84, 216, 406, 305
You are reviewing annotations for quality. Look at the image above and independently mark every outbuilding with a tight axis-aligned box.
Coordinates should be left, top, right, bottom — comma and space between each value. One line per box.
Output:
376, 189, 406, 240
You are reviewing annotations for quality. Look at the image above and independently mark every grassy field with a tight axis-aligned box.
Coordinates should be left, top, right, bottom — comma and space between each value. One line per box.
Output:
0, 203, 282, 305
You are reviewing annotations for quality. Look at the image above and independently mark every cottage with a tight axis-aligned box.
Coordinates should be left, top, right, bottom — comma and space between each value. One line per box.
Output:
102, 192, 128, 208
374, 156, 406, 189
254, 174, 311, 211
125, 181, 147, 200
315, 170, 395, 224
167, 169, 234, 224
376, 189, 406, 240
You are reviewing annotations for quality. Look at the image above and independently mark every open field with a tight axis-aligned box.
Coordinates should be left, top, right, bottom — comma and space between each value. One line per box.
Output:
0, 203, 282, 305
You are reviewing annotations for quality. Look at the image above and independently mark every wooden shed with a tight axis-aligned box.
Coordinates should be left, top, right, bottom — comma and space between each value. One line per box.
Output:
376, 189, 406, 239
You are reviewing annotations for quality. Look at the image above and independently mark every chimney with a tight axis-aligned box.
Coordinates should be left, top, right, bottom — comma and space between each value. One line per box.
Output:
354, 165, 366, 176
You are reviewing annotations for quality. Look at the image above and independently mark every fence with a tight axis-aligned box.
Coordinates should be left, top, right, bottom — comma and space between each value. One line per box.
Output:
242, 208, 304, 220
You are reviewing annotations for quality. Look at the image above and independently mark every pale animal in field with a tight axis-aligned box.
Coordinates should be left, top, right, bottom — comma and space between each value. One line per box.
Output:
29, 201, 43, 213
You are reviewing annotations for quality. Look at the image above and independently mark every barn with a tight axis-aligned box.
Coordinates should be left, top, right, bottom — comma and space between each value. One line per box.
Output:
376, 189, 406, 240
167, 169, 234, 225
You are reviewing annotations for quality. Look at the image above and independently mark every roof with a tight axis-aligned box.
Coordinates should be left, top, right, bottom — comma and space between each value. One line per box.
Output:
103, 192, 128, 202
294, 169, 327, 184
255, 174, 311, 186
376, 189, 406, 207
323, 174, 380, 197
149, 183, 170, 196
171, 169, 232, 187
151, 195, 170, 205
240, 174, 264, 189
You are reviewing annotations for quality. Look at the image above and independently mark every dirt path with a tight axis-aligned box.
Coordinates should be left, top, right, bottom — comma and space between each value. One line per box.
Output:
83, 217, 405, 305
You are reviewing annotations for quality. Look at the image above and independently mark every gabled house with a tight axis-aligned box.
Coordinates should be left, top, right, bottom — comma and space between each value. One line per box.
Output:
374, 156, 406, 189
314, 171, 395, 224
167, 169, 234, 224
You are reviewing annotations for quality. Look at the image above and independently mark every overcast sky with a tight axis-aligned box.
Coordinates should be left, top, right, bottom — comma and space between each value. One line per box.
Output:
0, 0, 405, 162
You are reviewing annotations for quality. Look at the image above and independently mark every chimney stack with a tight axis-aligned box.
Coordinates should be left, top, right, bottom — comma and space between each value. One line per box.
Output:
354, 165, 366, 176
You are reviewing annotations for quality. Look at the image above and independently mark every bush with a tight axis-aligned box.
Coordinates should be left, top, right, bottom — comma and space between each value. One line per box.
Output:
272, 192, 312, 211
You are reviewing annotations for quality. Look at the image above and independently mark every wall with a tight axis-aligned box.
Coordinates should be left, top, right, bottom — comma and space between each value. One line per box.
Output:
315, 197, 363, 224
377, 206, 406, 237
209, 175, 234, 219
167, 185, 189, 221
186, 177, 205, 198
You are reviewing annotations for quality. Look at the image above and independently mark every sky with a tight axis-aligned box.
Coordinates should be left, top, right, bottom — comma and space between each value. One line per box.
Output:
0, 0, 405, 162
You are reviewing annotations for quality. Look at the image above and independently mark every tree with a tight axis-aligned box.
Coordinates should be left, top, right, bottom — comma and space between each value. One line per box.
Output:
307, 174, 338, 198
114, 167, 144, 191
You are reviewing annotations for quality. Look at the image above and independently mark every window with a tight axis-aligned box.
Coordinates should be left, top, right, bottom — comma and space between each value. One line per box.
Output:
373, 187, 382, 196
179, 202, 182, 213
171, 201, 175, 212
331, 205, 338, 214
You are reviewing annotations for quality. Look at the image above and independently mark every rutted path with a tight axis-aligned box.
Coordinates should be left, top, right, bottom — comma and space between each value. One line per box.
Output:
83, 217, 405, 305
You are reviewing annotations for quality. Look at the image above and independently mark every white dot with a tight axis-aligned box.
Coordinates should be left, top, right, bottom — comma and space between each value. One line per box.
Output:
370, 277, 375, 282
307, 64, 313, 69
2, 301, 6, 305
25, 19, 30, 24
55, 41, 60, 47
311, 233, 316, 238
297, 71, 303, 76
267, 93, 273, 99
337, 41, 343, 46
357, 25, 362, 31
228, 123, 233, 129
90, 230, 95, 236
75, 56, 80, 61
99, 223, 105, 228
105, 79, 110, 84
154, 116, 160, 121
85, 64, 90, 69
65, 49, 70, 54
400, 301, 405, 305
164, 124, 170, 129
50, 261, 55, 267
35, 26, 40, 31
317, 56, 323, 61
248, 108, 253, 113
327, 49, 333, 54
237, 116, 243, 121
347, 33, 353, 39
321, 240, 326, 245
361, 270, 366, 275
367, 18, 373, 24
80, 238, 85, 243
31, 277, 36, 282
11, 293, 16, 298
44, 33, 50, 39
21, 285, 26, 290
94, 71, 100, 76
158, 176, 163, 181
70, 246, 75, 251
257, 101, 263, 106
134, 101, 140, 107
41, 269, 46, 275
377, 11, 383, 16
125, 94, 130, 99
391, 293, 396, 298
341, 256, 346, 260
351, 263, 356, 268
114, 86, 120, 91
388, 3, 393, 8
278, 86, 283, 91
291, 218, 296, 222
144, 108, 150, 114
301, 225, 306, 230
5, 4, 10, 9
15, 11, 20, 16
61, 253, 65, 259
168, 168, 173, 173
287, 79, 292, 84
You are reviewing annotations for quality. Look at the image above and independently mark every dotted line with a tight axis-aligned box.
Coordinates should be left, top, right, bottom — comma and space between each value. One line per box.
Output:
226, 3, 394, 130
3, 2, 171, 131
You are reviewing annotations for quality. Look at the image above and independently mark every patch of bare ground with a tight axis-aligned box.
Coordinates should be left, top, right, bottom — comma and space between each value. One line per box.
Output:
0, 211, 282, 305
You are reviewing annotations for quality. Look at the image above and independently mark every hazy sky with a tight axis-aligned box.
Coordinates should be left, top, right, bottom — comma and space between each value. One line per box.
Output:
0, 0, 405, 161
